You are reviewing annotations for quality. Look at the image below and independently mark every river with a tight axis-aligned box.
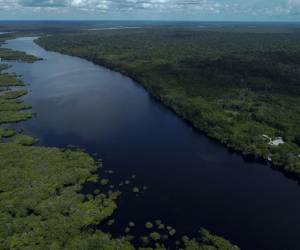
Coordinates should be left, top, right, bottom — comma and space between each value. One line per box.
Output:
3, 37, 300, 250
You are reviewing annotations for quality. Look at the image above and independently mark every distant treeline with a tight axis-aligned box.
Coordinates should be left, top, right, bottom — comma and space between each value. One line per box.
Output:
37, 28, 300, 178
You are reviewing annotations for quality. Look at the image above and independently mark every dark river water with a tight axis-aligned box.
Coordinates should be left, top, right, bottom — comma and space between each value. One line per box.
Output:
3, 37, 300, 250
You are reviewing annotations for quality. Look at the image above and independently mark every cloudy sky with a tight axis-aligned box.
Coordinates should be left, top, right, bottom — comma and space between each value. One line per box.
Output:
0, 0, 299, 21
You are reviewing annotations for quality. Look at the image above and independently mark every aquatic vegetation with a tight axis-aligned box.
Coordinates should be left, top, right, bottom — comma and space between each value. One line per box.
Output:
100, 178, 109, 186
129, 222, 135, 227
0, 73, 31, 124
145, 222, 154, 229
150, 232, 161, 241
133, 187, 140, 193
107, 219, 115, 226
179, 230, 241, 250
188, 229, 240, 250
0, 53, 123, 248
0, 98, 31, 112
140, 236, 150, 245
155, 220, 165, 230
94, 188, 100, 195
2, 90, 28, 99
0, 73, 24, 87
37, 28, 300, 178
0, 128, 15, 138
155, 220, 162, 226
125, 227, 131, 234
169, 229, 176, 236
0, 47, 42, 63
0, 64, 10, 72
0, 143, 120, 249
0, 110, 32, 124
162, 235, 168, 241
13, 134, 39, 146
87, 175, 98, 183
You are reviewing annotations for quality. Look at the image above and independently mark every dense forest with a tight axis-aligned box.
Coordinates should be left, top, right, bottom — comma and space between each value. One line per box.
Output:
0, 33, 239, 249
37, 27, 300, 178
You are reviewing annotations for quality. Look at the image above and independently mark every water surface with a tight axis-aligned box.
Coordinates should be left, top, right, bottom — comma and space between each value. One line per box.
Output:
3, 37, 300, 250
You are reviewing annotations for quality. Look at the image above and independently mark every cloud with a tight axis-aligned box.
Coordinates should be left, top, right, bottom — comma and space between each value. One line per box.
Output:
0, 0, 19, 10
287, 0, 300, 14
0, 0, 299, 18
20, 0, 68, 7
0, 0, 228, 12
69, 0, 109, 10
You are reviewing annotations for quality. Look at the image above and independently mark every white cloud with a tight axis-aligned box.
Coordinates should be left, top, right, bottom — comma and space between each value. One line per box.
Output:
0, 0, 20, 10
0, 0, 228, 13
0, 0, 299, 17
70, 0, 109, 10
287, 0, 300, 13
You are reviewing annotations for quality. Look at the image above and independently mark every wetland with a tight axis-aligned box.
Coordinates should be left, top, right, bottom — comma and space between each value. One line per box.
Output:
1, 35, 300, 250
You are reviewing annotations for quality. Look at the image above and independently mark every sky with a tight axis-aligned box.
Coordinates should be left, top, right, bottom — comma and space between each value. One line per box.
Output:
0, 0, 299, 21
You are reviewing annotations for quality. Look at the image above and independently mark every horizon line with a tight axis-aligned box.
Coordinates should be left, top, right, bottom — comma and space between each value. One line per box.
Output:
0, 19, 300, 23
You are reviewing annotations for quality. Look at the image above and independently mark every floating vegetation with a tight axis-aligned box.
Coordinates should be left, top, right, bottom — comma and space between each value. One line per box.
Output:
0, 128, 15, 138
132, 187, 140, 193
100, 178, 109, 186
155, 220, 162, 226
2, 90, 28, 99
107, 219, 115, 226
0, 63, 10, 72
0, 72, 32, 126
128, 222, 135, 227
0, 142, 121, 250
0, 97, 32, 111
169, 228, 176, 236
150, 232, 161, 241
94, 188, 100, 195
162, 234, 168, 240
155, 220, 165, 230
0, 73, 24, 87
140, 236, 149, 245
145, 222, 154, 229
182, 229, 240, 250
87, 175, 98, 183
0, 108, 32, 125
13, 134, 39, 146
0, 47, 42, 63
